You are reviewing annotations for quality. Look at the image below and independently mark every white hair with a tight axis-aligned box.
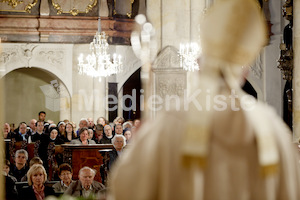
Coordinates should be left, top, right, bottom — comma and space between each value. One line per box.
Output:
79, 166, 96, 176
80, 118, 88, 123
112, 134, 126, 148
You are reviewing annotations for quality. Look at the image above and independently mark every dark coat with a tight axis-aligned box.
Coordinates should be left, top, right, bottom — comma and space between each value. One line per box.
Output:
9, 165, 29, 182
31, 132, 46, 142
108, 148, 119, 170
19, 185, 55, 200
100, 137, 112, 144
5, 175, 18, 200
12, 132, 29, 142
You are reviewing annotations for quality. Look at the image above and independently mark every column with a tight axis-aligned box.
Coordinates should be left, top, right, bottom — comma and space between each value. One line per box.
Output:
293, 0, 300, 142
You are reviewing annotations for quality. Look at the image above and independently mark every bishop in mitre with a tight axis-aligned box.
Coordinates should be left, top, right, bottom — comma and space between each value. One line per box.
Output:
108, 0, 300, 199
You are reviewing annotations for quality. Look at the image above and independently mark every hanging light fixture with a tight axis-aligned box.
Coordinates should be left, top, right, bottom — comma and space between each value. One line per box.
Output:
178, 42, 200, 71
78, 15, 123, 78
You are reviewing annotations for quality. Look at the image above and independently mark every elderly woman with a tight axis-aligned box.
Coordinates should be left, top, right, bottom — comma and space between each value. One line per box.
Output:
52, 163, 74, 193
19, 164, 55, 200
108, 134, 126, 170
70, 127, 96, 145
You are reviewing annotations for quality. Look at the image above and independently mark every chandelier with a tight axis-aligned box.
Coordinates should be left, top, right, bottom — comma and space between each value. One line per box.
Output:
178, 42, 200, 71
78, 18, 123, 78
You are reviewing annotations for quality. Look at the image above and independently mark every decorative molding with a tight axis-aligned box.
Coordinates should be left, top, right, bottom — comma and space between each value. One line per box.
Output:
0, 0, 38, 13
24, 0, 37, 13
0, 0, 23, 8
0, 51, 16, 64
18, 44, 38, 66
157, 75, 185, 97
250, 53, 263, 79
153, 46, 180, 69
39, 50, 64, 65
152, 45, 186, 115
0, 43, 73, 96
51, 0, 97, 16
114, 0, 135, 18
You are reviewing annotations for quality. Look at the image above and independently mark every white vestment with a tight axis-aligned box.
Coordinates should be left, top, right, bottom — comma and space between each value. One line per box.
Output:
108, 98, 300, 200
109, 0, 300, 199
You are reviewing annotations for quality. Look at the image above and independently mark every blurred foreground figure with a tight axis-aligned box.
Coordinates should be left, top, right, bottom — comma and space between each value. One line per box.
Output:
109, 0, 300, 199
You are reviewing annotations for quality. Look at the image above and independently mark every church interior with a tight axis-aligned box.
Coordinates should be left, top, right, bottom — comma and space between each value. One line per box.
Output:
0, 0, 299, 199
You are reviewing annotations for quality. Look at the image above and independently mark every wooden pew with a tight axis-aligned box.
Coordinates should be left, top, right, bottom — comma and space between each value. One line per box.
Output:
5, 139, 40, 164
61, 144, 114, 183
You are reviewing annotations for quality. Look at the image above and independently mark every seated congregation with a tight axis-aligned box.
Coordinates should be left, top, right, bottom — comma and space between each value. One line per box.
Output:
3, 114, 140, 200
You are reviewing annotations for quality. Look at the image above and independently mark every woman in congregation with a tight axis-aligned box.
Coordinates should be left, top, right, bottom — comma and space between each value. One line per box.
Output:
100, 125, 114, 144
57, 121, 66, 137
70, 127, 96, 145
52, 163, 74, 193
49, 127, 64, 145
124, 128, 132, 144
62, 122, 77, 143
19, 164, 55, 200
108, 134, 127, 170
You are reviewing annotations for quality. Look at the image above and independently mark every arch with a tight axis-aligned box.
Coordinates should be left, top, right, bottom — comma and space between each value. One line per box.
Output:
242, 80, 257, 98
114, 45, 142, 92
1, 66, 72, 98
122, 68, 141, 121
246, 78, 263, 101
1, 67, 71, 125
0, 43, 73, 96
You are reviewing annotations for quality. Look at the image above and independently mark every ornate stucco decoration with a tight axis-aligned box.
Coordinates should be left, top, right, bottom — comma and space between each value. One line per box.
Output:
151, 46, 187, 114
0, 0, 23, 8
152, 46, 181, 70
51, 0, 97, 16
0, 43, 73, 96
39, 51, 64, 65
114, 0, 135, 18
0, 51, 16, 65
0, 0, 38, 13
250, 53, 263, 79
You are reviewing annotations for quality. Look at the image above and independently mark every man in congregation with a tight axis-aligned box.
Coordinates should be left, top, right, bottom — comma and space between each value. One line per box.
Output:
27, 119, 37, 136
38, 111, 46, 122
3, 123, 13, 139
108, 0, 300, 199
76, 118, 88, 136
13, 122, 29, 142
9, 149, 29, 182
31, 120, 46, 142
64, 166, 105, 198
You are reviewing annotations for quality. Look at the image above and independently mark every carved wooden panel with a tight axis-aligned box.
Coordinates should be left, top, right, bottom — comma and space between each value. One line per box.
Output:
61, 144, 113, 182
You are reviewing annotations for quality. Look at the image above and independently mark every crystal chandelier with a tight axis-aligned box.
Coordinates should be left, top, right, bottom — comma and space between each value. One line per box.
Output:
178, 42, 200, 71
78, 18, 123, 78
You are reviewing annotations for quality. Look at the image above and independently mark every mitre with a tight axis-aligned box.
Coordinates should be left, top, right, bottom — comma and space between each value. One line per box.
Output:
200, 0, 267, 66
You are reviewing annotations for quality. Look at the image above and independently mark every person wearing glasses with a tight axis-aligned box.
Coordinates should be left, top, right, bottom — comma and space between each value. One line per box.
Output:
53, 163, 74, 193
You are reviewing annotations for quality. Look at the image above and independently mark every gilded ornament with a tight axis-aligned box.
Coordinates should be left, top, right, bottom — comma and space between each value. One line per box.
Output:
69, 8, 79, 16
0, 0, 23, 8
85, 0, 97, 13
24, 0, 37, 13
51, 0, 97, 16
52, 2, 63, 14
